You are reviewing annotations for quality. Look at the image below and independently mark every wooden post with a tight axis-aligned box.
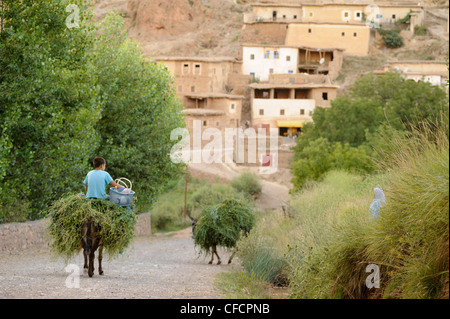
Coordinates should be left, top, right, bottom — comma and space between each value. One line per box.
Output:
184, 165, 188, 218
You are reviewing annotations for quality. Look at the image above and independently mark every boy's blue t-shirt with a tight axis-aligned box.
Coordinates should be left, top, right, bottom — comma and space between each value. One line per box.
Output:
83, 170, 113, 199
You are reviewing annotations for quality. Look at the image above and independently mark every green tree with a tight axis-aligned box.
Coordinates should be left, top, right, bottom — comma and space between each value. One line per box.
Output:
290, 72, 448, 191
0, 0, 101, 220
92, 13, 185, 211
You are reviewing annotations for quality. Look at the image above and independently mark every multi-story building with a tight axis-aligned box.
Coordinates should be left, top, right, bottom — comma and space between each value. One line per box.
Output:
242, 44, 344, 81
374, 60, 449, 86
249, 83, 339, 136
155, 56, 243, 104
285, 22, 371, 56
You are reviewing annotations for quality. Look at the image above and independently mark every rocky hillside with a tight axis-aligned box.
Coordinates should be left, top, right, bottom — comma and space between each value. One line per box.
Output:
93, 0, 448, 59
93, 0, 248, 58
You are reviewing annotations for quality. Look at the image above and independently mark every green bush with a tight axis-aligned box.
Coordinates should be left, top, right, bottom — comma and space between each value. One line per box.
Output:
237, 212, 291, 286
414, 25, 427, 36
230, 172, 263, 197
190, 184, 245, 212
288, 117, 449, 299
384, 32, 404, 48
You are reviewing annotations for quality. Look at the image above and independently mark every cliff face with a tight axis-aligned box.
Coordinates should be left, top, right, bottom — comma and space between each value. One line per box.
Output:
94, 0, 247, 58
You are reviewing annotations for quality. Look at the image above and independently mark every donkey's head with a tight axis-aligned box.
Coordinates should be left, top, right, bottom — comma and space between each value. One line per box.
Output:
188, 215, 197, 239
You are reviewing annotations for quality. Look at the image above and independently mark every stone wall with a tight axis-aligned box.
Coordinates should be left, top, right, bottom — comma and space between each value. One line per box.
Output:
0, 213, 152, 253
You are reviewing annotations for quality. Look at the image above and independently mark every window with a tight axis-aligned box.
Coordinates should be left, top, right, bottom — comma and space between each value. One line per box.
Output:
264, 50, 270, 59
341, 32, 345, 37
269, 68, 274, 74
308, 28, 312, 33
300, 109, 305, 115
322, 92, 328, 100
230, 103, 235, 110
293, 15, 297, 19
355, 11, 362, 20
203, 120, 207, 126
194, 64, 201, 75
392, 14, 396, 19
259, 109, 264, 115
353, 32, 357, 37
274, 51, 279, 59
183, 63, 189, 74
342, 10, 351, 21
282, 15, 286, 19
309, 12, 313, 17
216, 122, 220, 127
286, 55, 291, 62
250, 54, 255, 60
280, 109, 285, 115
191, 86, 195, 93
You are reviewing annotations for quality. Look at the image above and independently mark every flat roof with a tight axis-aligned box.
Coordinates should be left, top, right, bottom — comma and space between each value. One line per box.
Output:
184, 93, 245, 100
242, 43, 345, 51
249, 83, 339, 89
251, 2, 422, 8
181, 108, 226, 116
251, 2, 302, 8
374, 70, 448, 76
301, 2, 423, 8
386, 60, 448, 64
154, 56, 239, 63
287, 21, 370, 27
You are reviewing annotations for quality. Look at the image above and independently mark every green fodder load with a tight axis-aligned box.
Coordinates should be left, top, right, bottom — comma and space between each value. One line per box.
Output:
47, 194, 137, 261
193, 199, 255, 254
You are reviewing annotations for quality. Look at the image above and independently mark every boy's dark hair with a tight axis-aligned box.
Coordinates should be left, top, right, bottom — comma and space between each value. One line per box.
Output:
93, 157, 106, 168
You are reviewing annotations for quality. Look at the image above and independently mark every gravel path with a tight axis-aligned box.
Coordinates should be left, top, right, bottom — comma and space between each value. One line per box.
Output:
0, 228, 241, 299
0, 164, 290, 299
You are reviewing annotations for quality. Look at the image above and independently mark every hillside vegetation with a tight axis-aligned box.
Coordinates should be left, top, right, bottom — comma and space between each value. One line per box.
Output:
228, 114, 449, 298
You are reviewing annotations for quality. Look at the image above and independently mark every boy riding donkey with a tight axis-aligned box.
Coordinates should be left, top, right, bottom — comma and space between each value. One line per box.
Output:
81, 157, 127, 276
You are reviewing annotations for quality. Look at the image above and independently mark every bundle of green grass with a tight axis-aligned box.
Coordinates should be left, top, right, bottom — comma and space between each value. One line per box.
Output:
193, 199, 255, 254
47, 194, 136, 261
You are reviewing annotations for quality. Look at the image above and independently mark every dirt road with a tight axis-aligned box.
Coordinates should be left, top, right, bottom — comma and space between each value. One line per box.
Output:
188, 162, 291, 210
0, 163, 290, 299
0, 228, 242, 299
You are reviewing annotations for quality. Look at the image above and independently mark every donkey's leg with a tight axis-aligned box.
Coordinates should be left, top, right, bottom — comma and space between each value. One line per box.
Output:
88, 250, 95, 277
83, 248, 88, 271
208, 247, 214, 264
214, 246, 221, 265
228, 249, 237, 264
215, 249, 222, 265
98, 244, 104, 275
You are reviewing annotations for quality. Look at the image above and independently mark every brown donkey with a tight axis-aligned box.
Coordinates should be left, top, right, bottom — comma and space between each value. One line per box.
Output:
81, 220, 104, 277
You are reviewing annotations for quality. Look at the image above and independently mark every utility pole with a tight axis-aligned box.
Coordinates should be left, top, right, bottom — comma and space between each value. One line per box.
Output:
184, 164, 188, 218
